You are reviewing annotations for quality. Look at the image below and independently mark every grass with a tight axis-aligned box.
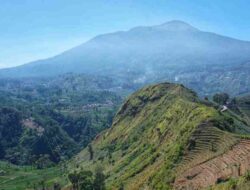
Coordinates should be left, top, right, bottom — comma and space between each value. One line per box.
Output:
0, 161, 67, 190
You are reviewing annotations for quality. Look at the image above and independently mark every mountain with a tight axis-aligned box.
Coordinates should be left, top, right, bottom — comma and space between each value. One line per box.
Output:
1, 20, 250, 96
64, 83, 250, 190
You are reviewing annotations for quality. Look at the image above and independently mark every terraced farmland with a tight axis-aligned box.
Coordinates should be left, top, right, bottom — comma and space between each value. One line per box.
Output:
178, 122, 240, 172
175, 139, 250, 190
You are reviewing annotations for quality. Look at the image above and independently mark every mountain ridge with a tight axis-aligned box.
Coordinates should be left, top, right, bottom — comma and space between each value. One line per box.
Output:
2, 20, 250, 72
66, 82, 250, 190
1, 20, 250, 96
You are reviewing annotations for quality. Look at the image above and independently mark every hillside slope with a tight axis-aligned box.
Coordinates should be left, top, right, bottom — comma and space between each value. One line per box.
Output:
68, 83, 250, 190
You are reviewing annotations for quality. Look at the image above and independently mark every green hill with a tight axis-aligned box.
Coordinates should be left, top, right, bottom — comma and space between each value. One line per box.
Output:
67, 83, 250, 190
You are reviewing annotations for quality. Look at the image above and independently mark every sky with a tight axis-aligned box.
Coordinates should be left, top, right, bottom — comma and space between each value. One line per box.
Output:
0, 0, 250, 69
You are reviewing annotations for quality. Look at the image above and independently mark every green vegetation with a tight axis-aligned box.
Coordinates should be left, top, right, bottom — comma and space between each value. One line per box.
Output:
1, 81, 250, 190
212, 93, 229, 105
229, 94, 250, 124
0, 161, 66, 190
209, 171, 250, 190
68, 170, 94, 190
68, 83, 250, 190
68, 166, 105, 190
0, 74, 123, 166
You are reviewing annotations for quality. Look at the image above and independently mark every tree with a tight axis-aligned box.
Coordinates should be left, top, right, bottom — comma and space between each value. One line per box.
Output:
38, 178, 46, 190
213, 93, 229, 105
118, 183, 124, 190
93, 166, 106, 190
35, 154, 52, 169
68, 170, 93, 190
68, 172, 79, 190
68, 167, 106, 190
88, 144, 94, 160
78, 171, 93, 190
0, 143, 5, 158
53, 183, 61, 190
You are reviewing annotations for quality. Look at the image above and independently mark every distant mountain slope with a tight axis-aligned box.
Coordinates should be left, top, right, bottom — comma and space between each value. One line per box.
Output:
1, 20, 250, 96
66, 83, 250, 190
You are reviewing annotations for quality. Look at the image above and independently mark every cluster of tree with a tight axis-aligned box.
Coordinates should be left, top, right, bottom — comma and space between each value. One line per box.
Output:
0, 107, 22, 160
212, 93, 229, 105
0, 74, 123, 166
32, 181, 62, 190
0, 103, 116, 166
68, 167, 105, 190
0, 107, 79, 166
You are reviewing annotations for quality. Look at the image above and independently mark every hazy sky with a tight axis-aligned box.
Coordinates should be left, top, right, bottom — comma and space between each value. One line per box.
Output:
0, 0, 250, 68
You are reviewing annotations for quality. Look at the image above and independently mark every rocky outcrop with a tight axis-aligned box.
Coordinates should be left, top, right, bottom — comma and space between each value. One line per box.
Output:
22, 118, 44, 136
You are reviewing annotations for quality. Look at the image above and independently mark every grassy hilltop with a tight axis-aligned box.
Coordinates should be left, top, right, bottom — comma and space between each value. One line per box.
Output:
68, 83, 250, 190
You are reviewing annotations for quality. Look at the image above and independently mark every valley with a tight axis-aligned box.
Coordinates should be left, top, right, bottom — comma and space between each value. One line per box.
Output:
1, 82, 250, 189
0, 74, 125, 166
